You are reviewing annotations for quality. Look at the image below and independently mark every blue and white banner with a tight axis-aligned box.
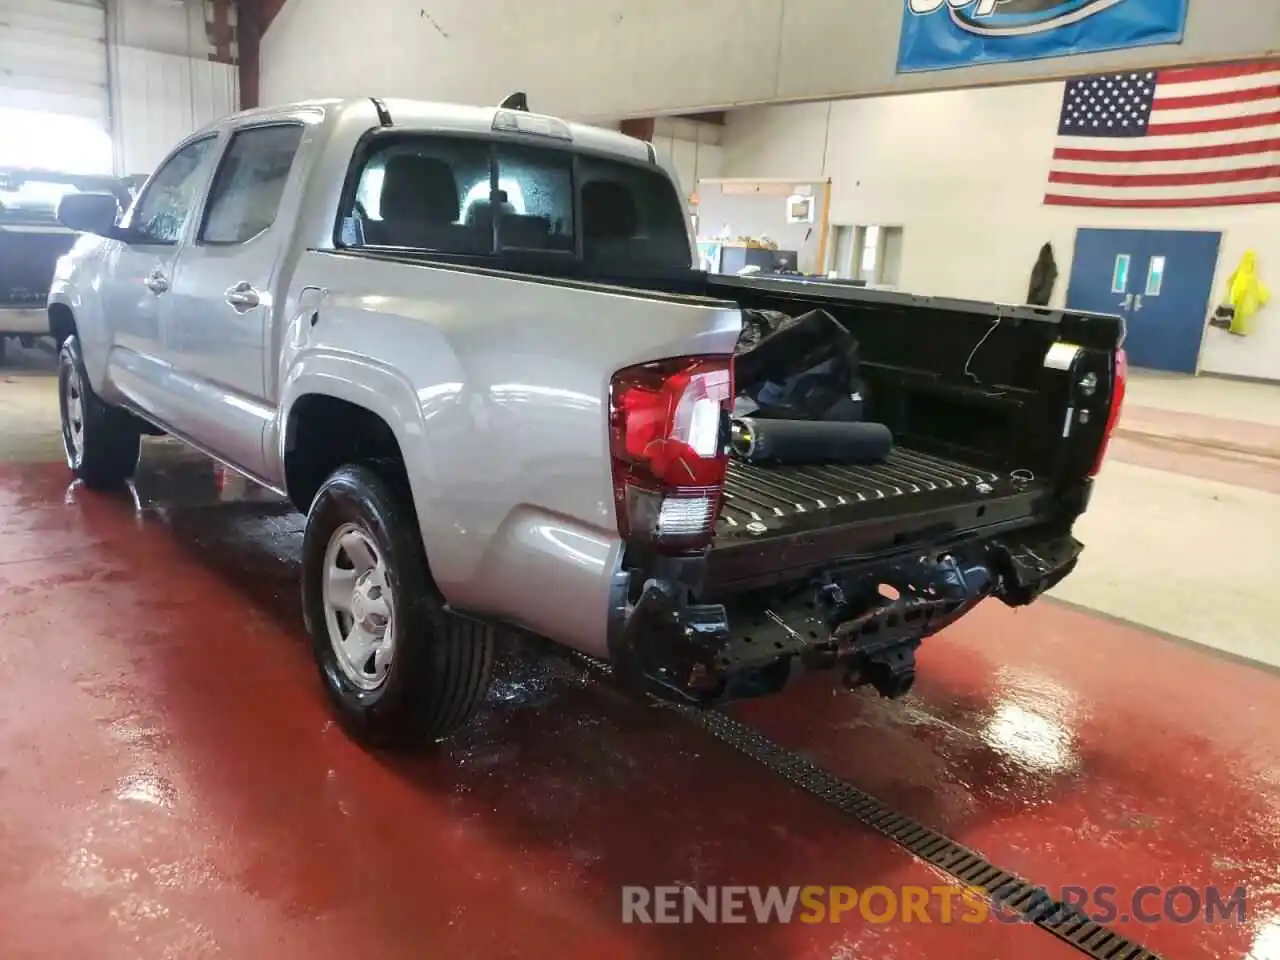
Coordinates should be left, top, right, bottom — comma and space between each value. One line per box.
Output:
897, 0, 1190, 74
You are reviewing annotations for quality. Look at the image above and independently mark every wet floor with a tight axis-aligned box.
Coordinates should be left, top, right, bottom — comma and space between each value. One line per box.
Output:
0, 440, 1276, 958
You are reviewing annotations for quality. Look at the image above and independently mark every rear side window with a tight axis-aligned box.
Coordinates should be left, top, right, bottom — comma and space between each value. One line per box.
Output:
200, 124, 304, 244
345, 137, 491, 254
339, 134, 693, 270
578, 154, 691, 269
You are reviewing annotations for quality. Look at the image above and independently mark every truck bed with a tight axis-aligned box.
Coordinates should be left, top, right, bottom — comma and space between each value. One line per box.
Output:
719, 447, 999, 533
707, 446, 1052, 596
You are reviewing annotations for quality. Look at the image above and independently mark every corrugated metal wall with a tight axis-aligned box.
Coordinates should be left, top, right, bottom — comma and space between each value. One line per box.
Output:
0, 0, 108, 124
111, 46, 239, 175
0, 0, 239, 175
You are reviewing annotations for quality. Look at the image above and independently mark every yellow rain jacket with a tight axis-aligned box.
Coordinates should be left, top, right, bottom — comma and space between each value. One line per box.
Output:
1224, 251, 1270, 336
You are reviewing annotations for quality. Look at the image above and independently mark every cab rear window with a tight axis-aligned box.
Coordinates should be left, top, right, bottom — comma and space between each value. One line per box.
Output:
339, 134, 693, 271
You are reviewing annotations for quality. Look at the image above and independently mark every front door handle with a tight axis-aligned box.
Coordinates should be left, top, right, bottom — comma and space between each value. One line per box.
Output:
1133, 294, 1144, 312
224, 281, 261, 311
1119, 293, 1133, 310
144, 270, 169, 295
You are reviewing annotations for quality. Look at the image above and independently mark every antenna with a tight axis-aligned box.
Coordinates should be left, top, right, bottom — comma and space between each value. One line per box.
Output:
499, 92, 529, 112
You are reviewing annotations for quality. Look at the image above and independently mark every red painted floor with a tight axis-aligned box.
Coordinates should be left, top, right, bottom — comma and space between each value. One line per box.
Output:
0, 448, 1275, 959
732, 602, 1280, 960
1110, 432, 1280, 495
1119, 404, 1280, 459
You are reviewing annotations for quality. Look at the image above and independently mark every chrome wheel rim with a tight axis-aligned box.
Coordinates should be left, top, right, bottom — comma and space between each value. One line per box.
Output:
62, 362, 85, 462
322, 523, 395, 691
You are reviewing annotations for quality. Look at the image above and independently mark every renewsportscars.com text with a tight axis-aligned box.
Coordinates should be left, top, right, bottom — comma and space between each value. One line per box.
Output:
621, 884, 1248, 925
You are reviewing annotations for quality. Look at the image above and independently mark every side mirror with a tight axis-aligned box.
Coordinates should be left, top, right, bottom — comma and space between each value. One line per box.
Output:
57, 192, 121, 236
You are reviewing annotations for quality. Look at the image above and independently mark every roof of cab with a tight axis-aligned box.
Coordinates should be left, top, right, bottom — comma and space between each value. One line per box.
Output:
221, 96, 654, 165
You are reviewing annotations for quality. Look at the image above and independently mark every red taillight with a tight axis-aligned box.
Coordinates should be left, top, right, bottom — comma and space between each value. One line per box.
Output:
609, 356, 734, 553
1089, 348, 1127, 476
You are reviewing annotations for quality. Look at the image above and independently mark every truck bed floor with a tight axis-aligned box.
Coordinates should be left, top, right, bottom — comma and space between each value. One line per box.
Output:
717, 447, 1004, 541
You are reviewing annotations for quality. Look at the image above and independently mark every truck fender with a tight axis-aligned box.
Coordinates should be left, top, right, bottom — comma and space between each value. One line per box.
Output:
47, 239, 113, 391
277, 349, 441, 486
275, 349, 461, 575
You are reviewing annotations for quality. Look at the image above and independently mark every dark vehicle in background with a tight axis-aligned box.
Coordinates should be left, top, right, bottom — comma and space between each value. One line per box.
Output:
0, 168, 131, 362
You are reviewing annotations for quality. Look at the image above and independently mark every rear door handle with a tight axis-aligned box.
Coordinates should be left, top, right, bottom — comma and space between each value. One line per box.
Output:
144, 270, 169, 294
224, 281, 261, 311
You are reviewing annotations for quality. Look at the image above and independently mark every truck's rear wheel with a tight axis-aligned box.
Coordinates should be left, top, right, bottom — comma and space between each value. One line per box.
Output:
302, 463, 494, 747
58, 335, 141, 488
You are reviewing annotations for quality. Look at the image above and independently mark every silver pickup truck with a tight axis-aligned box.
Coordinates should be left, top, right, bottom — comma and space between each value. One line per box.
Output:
50, 96, 1126, 748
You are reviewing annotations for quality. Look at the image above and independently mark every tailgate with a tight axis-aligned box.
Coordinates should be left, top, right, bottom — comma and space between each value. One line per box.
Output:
706, 448, 1051, 597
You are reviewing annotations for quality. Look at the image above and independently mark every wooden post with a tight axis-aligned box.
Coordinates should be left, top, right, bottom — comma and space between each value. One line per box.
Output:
814, 178, 834, 276
619, 118, 656, 141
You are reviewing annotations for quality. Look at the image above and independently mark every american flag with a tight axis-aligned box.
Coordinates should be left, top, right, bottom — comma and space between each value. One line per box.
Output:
1045, 61, 1280, 209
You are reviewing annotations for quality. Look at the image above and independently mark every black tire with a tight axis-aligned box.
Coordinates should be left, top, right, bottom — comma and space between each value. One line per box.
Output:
302, 463, 494, 747
58, 335, 141, 488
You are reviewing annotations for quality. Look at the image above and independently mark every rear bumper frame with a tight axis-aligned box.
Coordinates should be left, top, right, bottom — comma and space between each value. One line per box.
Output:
612, 525, 1083, 706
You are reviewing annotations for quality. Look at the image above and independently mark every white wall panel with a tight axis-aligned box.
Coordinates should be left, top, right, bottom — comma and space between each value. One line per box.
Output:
649, 118, 724, 200
0, 0, 107, 124
260, 0, 787, 118
111, 46, 238, 174
670, 137, 699, 199
111, 0, 212, 58
696, 144, 725, 182
260, 0, 1280, 119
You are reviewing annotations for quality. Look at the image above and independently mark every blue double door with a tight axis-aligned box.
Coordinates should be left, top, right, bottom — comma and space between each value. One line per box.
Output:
1065, 228, 1222, 374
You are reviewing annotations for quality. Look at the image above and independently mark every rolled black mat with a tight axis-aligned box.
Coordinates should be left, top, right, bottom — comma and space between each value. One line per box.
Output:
730, 418, 893, 465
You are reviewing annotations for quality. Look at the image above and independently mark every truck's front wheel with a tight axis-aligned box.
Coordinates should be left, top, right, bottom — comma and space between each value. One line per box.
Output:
302, 464, 494, 747
58, 335, 141, 488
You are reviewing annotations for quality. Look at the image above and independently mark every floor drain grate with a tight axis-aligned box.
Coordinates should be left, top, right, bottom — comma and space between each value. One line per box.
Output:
566, 652, 1163, 960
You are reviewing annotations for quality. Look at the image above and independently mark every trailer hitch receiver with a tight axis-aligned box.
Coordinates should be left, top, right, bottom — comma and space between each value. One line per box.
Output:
844, 641, 919, 699
826, 553, 993, 699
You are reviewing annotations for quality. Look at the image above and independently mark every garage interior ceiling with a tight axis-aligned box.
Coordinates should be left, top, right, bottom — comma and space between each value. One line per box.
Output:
0, 0, 109, 126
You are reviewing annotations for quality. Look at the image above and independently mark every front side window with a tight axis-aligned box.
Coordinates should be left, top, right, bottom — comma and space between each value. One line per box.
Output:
200, 124, 304, 244
340, 134, 692, 270
131, 138, 216, 243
